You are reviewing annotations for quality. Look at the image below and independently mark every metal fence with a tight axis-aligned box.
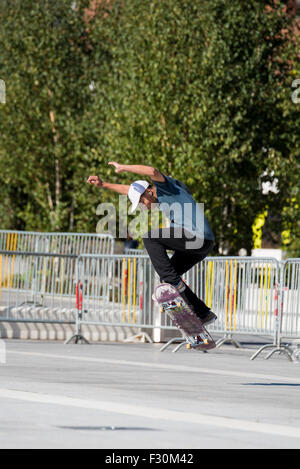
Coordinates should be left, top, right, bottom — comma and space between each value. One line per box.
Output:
251, 258, 300, 361
73, 254, 300, 359
68, 253, 156, 344
0, 230, 114, 255
193, 257, 279, 335
0, 251, 77, 324
0, 231, 114, 328
70, 255, 281, 347
124, 248, 146, 256
281, 259, 300, 360
281, 258, 300, 340
153, 257, 281, 352
0, 239, 299, 361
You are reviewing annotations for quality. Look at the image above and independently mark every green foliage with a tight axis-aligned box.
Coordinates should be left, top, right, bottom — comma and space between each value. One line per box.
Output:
0, 0, 299, 255
0, 0, 106, 231
89, 0, 298, 254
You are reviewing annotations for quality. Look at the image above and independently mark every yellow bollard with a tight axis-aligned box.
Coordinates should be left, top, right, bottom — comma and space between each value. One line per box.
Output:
122, 258, 126, 322
3, 233, 11, 287
60, 258, 64, 295
206, 261, 213, 308
261, 264, 268, 328
0, 254, 2, 303
229, 261, 233, 330
225, 260, 229, 331
233, 260, 237, 331
265, 265, 271, 324
205, 262, 210, 305
209, 262, 214, 309
128, 258, 131, 323
133, 258, 136, 323
258, 265, 264, 328
10, 233, 18, 288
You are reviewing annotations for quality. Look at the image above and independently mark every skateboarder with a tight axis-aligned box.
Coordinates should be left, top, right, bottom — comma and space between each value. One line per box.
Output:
87, 162, 217, 326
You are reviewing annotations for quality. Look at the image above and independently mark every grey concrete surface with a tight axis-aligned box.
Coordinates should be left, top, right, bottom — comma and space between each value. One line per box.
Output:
0, 339, 300, 449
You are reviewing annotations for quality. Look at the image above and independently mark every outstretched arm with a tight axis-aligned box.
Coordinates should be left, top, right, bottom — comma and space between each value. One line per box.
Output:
87, 176, 130, 195
108, 162, 165, 182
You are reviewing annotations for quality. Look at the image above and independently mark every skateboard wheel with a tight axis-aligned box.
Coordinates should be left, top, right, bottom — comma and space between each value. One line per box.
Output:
186, 344, 191, 350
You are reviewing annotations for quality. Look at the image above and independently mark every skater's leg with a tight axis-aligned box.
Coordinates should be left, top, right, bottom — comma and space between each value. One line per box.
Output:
170, 239, 213, 275
170, 241, 213, 317
142, 230, 182, 286
143, 228, 214, 317
142, 227, 206, 287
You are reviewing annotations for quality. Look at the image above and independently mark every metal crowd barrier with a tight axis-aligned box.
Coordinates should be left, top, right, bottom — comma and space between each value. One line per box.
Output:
159, 257, 281, 352
0, 231, 114, 328
67, 254, 157, 344
71, 254, 300, 360
124, 248, 146, 256
281, 259, 300, 340
251, 258, 300, 361
69, 254, 285, 354
0, 251, 77, 324
0, 243, 299, 361
0, 230, 114, 255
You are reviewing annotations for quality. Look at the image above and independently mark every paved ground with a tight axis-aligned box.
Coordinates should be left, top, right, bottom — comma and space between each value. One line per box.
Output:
0, 339, 300, 449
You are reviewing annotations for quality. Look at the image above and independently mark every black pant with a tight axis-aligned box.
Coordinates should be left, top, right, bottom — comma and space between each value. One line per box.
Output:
143, 227, 214, 318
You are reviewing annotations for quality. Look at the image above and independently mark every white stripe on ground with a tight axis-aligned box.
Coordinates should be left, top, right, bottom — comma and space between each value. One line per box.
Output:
8, 350, 300, 383
0, 387, 299, 439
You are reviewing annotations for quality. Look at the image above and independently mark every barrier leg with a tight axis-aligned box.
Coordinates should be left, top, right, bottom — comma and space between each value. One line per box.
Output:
123, 332, 153, 344
160, 337, 185, 352
250, 344, 275, 360
251, 278, 294, 361
292, 347, 300, 362
65, 332, 89, 345
65, 279, 89, 345
216, 334, 242, 349
265, 344, 294, 361
65, 310, 89, 344
172, 340, 189, 353
250, 343, 294, 361
172, 339, 208, 353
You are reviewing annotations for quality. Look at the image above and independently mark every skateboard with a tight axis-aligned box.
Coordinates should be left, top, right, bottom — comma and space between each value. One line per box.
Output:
154, 283, 216, 351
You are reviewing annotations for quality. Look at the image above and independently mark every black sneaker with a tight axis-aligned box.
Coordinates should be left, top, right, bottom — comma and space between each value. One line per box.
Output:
199, 311, 217, 326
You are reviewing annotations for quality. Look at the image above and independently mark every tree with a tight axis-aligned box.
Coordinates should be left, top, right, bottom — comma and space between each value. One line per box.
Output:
89, 0, 298, 254
0, 0, 298, 257
0, 0, 107, 231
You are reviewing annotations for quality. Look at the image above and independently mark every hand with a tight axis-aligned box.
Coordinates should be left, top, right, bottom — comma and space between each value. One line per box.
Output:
108, 161, 124, 173
87, 175, 103, 187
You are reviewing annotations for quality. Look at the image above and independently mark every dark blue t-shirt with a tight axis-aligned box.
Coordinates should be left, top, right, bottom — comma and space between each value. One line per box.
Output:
153, 175, 214, 241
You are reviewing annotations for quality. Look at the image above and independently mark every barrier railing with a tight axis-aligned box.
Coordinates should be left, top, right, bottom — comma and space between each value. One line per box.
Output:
281, 259, 300, 340
0, 228, 115, 327
123, 253, 281, 344
250, 258, 300, 361
159, 257, 282, 352
69, 254, 285, 354
0, 230, 114, 255
1, 244, 299, 361
0, 251, 77, 324
124, 248, 146, 256
67, 254, 157, 344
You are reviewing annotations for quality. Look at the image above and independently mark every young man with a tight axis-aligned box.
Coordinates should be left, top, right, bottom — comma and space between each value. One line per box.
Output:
87, 162, 217, 326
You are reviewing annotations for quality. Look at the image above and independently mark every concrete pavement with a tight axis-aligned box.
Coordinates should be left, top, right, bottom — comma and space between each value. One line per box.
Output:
0, 340, 300, 449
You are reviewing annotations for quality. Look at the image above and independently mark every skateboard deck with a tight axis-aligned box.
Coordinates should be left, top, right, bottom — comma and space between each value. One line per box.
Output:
154, 283, 216, 351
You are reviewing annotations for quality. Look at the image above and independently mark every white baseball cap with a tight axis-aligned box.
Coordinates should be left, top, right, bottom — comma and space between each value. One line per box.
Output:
128, 180, 150, 214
